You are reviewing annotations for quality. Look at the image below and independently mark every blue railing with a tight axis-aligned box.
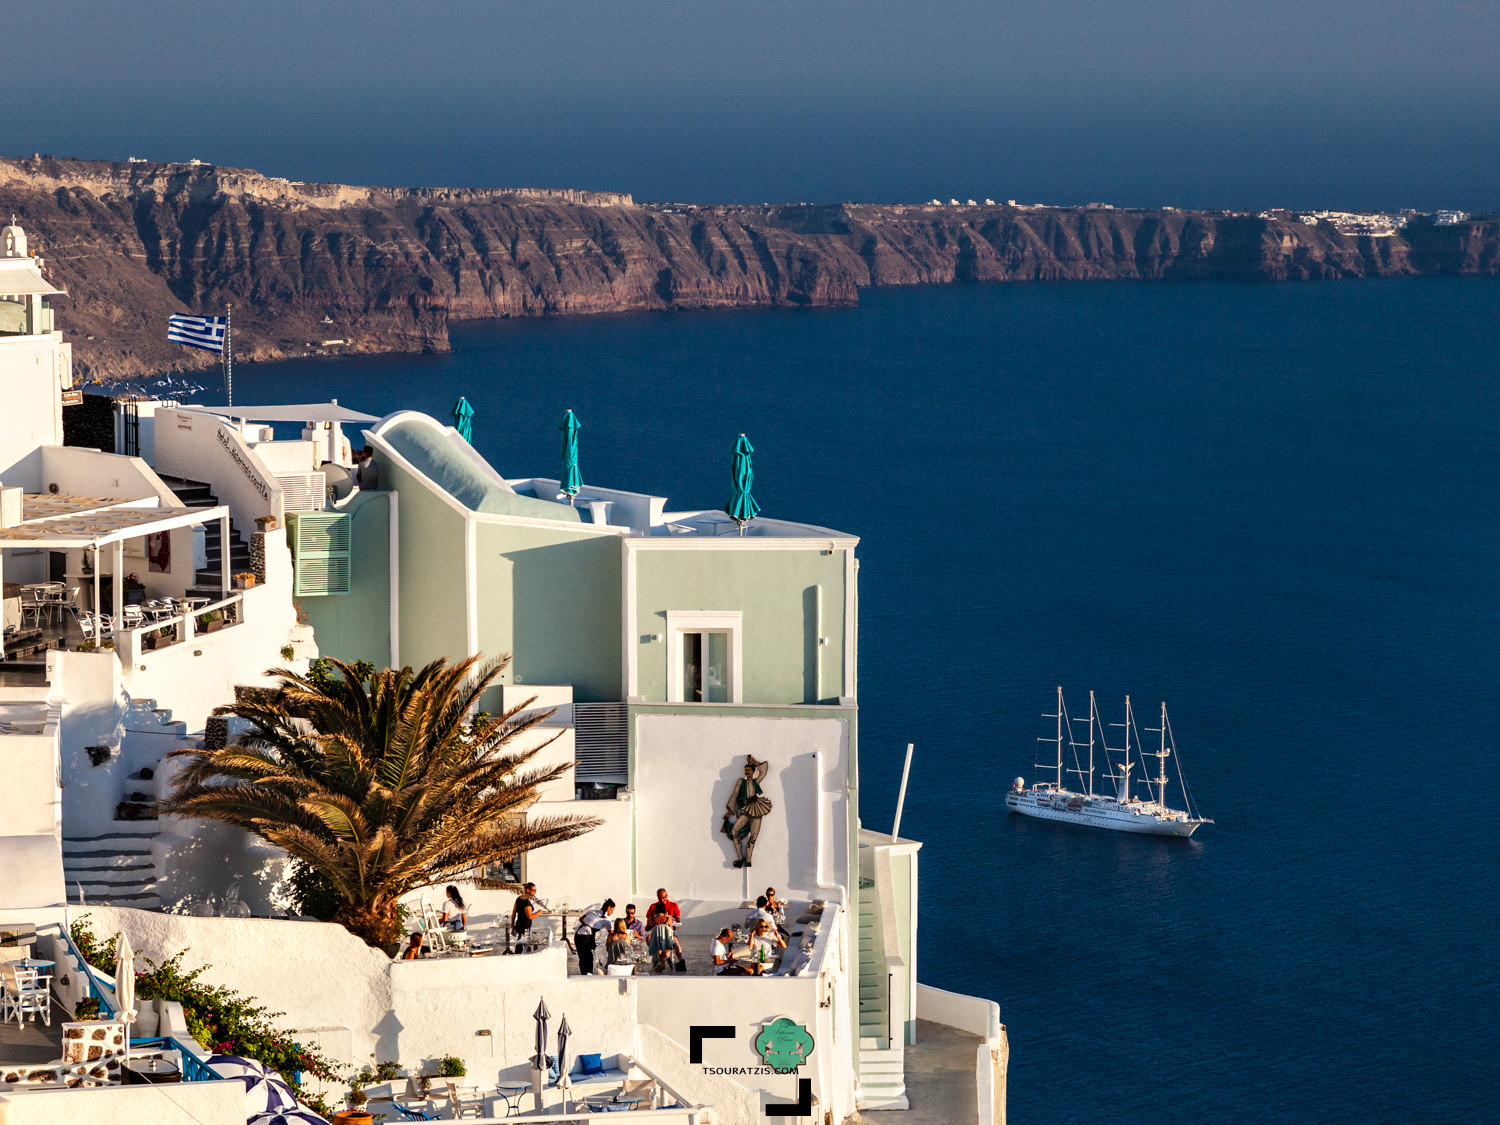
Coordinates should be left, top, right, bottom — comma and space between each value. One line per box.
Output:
129, 1037, 223, 1083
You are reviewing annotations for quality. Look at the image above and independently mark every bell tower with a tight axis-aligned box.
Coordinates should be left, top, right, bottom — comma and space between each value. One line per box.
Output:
0, 222, 73, 481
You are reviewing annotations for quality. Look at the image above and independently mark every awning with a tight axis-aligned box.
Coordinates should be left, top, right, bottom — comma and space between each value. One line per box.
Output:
185, 402, 380, 424
0, 269, 66, 297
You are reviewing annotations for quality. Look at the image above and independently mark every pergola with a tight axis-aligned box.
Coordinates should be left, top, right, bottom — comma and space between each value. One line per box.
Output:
0, 496, 231, 659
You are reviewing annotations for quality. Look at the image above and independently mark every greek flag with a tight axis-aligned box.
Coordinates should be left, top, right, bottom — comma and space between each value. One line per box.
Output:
167, 314, 227, 354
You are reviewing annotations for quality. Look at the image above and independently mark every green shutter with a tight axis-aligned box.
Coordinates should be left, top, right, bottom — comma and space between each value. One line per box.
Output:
290, 512, 351, 596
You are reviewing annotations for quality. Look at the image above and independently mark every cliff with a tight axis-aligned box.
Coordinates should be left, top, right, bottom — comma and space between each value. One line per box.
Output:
2, 156, 1496, 381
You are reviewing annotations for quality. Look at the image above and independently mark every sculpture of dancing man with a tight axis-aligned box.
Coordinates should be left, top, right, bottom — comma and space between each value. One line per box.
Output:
722, 755, 773, 868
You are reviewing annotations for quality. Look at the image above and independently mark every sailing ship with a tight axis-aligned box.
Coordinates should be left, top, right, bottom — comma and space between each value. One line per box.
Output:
1005, 687, 1212, 837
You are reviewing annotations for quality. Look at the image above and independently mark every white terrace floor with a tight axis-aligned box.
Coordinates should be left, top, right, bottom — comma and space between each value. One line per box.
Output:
855, 1021, 983, 1125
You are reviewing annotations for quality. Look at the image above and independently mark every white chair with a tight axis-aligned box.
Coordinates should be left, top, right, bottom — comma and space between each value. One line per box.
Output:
20, 587, 48, 628
0, 963, 50, 1027
444, 1080, 486, 1119
420, 900, 450, 953
42, 585, 69, 625
120, 605, 145, 629
75, 611, 112, 644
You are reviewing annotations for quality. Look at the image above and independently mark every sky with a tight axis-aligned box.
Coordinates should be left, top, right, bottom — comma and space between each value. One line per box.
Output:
9, 0, 1500, 211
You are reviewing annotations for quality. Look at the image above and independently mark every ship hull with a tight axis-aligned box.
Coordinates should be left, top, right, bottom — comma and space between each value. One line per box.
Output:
1005, 793, 1202, 837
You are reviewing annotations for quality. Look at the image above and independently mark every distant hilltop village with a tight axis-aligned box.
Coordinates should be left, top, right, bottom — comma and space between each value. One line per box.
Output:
920, 197, 1470, 236
1, 153, 1498, 381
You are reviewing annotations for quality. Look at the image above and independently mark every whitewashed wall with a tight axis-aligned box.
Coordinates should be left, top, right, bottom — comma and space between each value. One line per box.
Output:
633, 714, 850, 904
153, 409, 283, 537
0, 1076, 244, 1125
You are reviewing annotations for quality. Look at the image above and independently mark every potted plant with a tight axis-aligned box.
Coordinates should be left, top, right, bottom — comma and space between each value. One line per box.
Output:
74, 997, 102, 1020
198, 611, 223, 634
437, 1055, 466, 1079
233, 572, 256, 590
255, 514, 279, 532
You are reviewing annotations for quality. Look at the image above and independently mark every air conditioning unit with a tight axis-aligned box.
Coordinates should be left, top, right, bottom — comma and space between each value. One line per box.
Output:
276, 472, 326, 514
287, 511, 351, 596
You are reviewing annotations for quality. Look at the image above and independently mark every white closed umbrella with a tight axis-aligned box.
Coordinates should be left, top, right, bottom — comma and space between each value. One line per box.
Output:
114, 931, 135, 1057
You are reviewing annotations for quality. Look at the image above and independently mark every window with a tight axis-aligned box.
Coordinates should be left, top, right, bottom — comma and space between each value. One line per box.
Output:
477, 812, 526, 888
665, 610, 743, 703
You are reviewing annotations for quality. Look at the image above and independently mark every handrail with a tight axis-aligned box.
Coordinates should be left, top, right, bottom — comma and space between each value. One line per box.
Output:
130, 1036, 223, 1082
35, 919, 115, 1017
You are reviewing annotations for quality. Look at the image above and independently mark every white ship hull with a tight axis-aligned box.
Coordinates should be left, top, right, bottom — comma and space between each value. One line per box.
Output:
1005, 790, 1205, 837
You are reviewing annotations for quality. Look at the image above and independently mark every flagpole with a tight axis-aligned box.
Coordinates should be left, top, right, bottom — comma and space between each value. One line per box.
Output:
224, 302, 233, 406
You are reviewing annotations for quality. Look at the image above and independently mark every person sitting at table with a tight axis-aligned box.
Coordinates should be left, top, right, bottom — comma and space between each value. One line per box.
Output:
648, 913, 683, 973
606, 919, 635, 970
710, 928, 750, 975
744, 895, 777, 935
765, 887, 792, 938
646, 887, 681, 929
623, 903, 647, 940
440, 885, 467, 931
745, 919, 786, 975
400, 931, 424, 960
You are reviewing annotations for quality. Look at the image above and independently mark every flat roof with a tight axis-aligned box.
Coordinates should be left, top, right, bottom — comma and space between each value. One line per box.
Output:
185, 402, 380, 423
0, 497, 227, 548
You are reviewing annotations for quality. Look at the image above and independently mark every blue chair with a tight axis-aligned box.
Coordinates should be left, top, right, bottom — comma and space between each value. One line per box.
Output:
391, 1101, 436, 1121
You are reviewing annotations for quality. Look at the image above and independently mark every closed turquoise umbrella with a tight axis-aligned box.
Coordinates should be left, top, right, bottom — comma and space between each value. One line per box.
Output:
453, 397, 475, 442
559, 409, 582, 501
725, 433, 760, 534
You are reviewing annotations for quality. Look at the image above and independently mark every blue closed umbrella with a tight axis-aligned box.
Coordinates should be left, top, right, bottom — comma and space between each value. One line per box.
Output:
559, 410, 582, 501
725, 433, 760, 533
453, 397, 475, 443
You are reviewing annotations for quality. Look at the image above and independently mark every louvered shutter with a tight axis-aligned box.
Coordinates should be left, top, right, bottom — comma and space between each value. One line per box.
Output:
290, 512, 352, 595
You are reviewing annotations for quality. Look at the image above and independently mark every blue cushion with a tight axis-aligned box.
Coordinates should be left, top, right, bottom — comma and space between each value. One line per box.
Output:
579, 1053, 605, 1075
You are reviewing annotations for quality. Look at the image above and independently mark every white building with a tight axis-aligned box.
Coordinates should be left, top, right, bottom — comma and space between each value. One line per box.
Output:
0, 224, 1006, 1125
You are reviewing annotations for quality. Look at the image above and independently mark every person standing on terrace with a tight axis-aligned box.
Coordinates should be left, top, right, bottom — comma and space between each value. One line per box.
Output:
575, 899, 615, 974
510, 882, 541, 952
440, 885, 467, 931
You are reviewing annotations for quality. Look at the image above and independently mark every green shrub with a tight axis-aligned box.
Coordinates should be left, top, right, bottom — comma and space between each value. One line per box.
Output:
74, 996, 101, 1019
70, 919, 337, 1092
437, 1055, 466, 1077
280, 644, 296, 661
288, 859, 340, 921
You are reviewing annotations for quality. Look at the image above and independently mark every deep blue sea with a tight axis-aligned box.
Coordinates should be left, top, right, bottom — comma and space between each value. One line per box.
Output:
229, 280, 1499, 1124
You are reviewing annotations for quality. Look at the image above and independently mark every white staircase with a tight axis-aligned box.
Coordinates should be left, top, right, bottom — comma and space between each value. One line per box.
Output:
856, 885, 908, 1110
60, 698, 194, 910
62, 824, 161, 908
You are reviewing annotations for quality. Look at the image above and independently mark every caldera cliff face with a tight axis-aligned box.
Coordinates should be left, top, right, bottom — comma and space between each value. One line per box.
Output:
1, 156, 1493, 381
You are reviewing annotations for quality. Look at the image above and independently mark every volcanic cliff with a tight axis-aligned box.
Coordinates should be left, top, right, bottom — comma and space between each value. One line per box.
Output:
2, 155, 1497, 381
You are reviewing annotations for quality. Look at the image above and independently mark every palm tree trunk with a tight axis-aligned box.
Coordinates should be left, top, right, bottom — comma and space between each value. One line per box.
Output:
334, 899, 403, 952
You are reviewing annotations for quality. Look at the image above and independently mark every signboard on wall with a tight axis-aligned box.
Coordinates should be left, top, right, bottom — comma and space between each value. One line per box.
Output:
60, 389, 82, 406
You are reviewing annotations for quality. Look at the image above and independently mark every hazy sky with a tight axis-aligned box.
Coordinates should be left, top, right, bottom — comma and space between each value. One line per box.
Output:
10, 1, 1500, 209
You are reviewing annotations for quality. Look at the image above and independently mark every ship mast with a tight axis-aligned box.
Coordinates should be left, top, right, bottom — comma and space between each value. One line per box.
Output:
1086, 690, 1096, 798
1039, 685, 1065, 790
1120, 695, 1134, 804
1156, 701, 1170, 807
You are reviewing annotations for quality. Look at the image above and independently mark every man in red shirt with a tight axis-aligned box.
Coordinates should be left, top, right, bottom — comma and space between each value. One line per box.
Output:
645, 887, 680, 929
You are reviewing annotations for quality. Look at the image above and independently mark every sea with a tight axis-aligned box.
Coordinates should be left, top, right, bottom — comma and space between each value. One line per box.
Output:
225, 279, 1499, 1124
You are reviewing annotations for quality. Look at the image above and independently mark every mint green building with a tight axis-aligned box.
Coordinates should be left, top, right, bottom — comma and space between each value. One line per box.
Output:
294, 409, 929, 1113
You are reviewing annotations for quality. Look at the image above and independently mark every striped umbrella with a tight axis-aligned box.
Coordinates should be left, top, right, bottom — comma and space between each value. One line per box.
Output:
247, 1111, 327, 1125
452, 397, 475, 443
206, 1055, 300, 1115
724, 433, 761, 534
559, 410, 582, 501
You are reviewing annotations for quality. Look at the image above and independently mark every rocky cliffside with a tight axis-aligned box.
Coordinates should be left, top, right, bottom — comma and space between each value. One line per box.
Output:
2, 156, 1496, 381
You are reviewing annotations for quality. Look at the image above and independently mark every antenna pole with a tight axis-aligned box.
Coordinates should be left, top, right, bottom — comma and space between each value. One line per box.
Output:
224, 302, 233, 406
891, 743, 915, 841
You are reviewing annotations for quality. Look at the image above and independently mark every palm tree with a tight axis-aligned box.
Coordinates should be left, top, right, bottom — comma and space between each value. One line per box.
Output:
157, 654, 599, 949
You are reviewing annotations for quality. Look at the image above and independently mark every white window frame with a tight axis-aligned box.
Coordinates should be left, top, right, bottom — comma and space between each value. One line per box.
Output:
665, 610, 743, 704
